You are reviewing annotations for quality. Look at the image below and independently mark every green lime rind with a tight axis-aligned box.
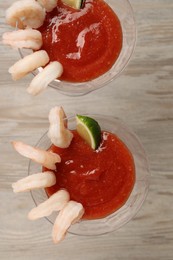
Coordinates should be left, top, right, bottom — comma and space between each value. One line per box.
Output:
62, 0, 85, 9
76, 114, 101, 150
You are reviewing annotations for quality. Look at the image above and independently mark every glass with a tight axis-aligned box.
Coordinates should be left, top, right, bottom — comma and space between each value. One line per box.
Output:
28, 115, 150, 236
19, 0, 136, 96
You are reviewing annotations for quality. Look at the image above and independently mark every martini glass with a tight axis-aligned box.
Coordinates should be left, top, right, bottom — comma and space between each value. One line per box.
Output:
19, 0, 136, 96
28, 114, 150, 236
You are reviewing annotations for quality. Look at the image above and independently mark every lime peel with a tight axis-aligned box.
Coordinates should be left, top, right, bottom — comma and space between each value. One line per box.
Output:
62, 0, 85, 9
76, 115, 101, 150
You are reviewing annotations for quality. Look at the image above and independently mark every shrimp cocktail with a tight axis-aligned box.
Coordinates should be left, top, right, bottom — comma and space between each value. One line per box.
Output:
3, 0, 136, 95
12, 106, 150, 243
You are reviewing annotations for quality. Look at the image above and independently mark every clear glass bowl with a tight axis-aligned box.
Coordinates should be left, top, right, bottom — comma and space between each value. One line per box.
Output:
19, 0, 136, 96
28, 115, 150, 236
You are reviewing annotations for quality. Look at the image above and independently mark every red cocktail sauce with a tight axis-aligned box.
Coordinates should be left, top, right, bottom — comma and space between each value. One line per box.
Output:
39, 0, 123, 82
44, 131, 135, 220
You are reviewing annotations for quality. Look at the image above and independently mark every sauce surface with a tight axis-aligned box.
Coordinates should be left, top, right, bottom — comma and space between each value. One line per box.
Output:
45, 131, 135, 220
39, 0, 123, 82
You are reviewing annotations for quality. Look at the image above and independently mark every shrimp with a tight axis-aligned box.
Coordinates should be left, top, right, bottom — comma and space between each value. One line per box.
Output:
52, 201, 84, 244
48, 106, 73, 148
27, 61, 63, 96
37, 0, 58, 12
12, 171, 56, 193
28, 189, 70, 220
6, 0, 46, 29
9, 50, 49, 80
12, 141, 61, 170
2, 29, 43, 50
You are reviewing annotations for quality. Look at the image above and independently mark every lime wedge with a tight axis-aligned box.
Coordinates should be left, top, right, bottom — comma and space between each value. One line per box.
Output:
62, 0, 85, 9
76, 115, 101, 150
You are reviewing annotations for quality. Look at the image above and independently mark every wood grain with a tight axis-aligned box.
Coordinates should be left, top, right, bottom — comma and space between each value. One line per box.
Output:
0, 0, 173, 259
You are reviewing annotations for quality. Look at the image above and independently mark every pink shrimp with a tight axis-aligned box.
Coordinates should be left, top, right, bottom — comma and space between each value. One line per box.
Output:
12, 141, 61, 170
27, 61, 63, 96
48, 106, 73, 148
12, 171, 56, 193
6, 0, 46, 29
9, 50, 49, 80
52, 201, 84, 244
28, 189, 70, 220
2, 29, 43, 50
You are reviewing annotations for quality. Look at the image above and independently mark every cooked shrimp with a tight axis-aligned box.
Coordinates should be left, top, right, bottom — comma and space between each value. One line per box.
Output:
48, 106, 73, 148
12, 141, 61, 170
28, 189, 70, 220
27, 61, 63, 96
12, 171, 56, 193
6, 0, 46, 29
37, 0, 58, 12
9, 50, 49, 80
52, 201, 84, 244
2, 29, 43, 50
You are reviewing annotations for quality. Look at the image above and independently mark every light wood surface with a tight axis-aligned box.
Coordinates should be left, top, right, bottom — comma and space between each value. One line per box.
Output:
0, 0, 173, 259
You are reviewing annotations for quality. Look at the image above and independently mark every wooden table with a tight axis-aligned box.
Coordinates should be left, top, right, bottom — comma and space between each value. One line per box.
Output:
0, 0, 173, 259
